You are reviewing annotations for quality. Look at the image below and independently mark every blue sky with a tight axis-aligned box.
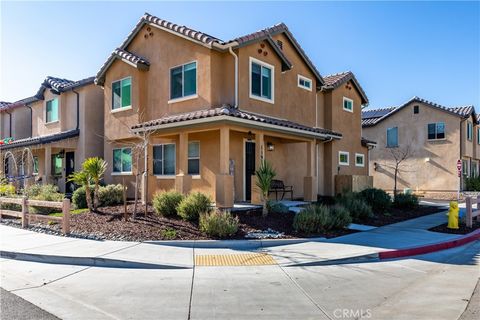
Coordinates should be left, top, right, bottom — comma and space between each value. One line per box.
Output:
1, 1, 479, 110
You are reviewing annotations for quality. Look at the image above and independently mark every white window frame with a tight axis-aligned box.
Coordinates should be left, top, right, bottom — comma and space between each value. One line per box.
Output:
112, 147, 132, 175
153, 143, 176, 178
249, 57, 275, 104
343, 97, 353, 113
45, 98, 59, 124
355, 153, 365, 167
339, 151, 349, 166
168, 61, 198, 104
467, 121, 473, 141
477, 128, 480, 145
111, 76, 132, 112
462, 159, 469, 176
188, 141, 200, 177
297, 74, 312, 91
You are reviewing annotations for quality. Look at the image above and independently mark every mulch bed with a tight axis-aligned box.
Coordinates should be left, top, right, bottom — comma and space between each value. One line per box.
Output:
429, 220, 480, 235
355, 206, 445, 227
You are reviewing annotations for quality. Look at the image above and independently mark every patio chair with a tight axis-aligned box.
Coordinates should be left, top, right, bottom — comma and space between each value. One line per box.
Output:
269, 179, 293, 201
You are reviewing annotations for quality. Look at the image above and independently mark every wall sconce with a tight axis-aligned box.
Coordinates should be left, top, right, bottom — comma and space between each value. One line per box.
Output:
267, 142, 274, 151
58, 150, 65, 159
374, 162, 378, 171
424, 157, 430, 163
247, 131, 254, 141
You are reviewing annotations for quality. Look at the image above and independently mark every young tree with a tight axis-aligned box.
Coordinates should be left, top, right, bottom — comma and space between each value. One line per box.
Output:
387, 143, 413, 200
255, 160, 276, 217
68, 170, 93, 211
83, 157, 107, 211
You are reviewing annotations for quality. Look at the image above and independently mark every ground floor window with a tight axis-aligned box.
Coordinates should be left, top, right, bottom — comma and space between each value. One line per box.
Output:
188, 141, 200, 175
462, 159, 469, 177
355, 153, 365, 167
33, 156, 39, 174
113, 148, 132, 173
339, 151, 349, 166
153, 144, 176, 175
51, 154, 63, 176
471, 161, 478, 178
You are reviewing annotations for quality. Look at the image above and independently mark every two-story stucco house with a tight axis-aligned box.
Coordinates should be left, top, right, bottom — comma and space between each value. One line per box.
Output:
0, 76, 104, 193
362, 96, 478, 198
95, 13, 373, 207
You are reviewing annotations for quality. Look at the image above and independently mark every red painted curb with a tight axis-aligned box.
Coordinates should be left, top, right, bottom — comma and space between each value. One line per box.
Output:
379, 228, 480, 260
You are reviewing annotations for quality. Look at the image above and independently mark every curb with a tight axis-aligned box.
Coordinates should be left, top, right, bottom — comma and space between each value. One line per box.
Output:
0, 250, 190, 270
378, 229, 480, 260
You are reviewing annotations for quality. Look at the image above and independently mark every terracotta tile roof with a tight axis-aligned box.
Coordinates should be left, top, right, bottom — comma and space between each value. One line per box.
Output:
132, 105, 342, 139
0, 101, 12, 111
322, 71, 369, 105
362, 97, 476, 127
0, 129, 79, 150
36, 76, 95, 97
114, 48, 150, 67
95, 49, 150, 85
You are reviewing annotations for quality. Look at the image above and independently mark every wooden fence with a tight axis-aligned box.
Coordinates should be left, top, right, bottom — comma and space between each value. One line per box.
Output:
0, 197, 70, 234
464, 196, 480, 228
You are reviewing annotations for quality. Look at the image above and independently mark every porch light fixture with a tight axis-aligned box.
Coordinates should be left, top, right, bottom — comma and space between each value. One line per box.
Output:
247, 131, 254, 141
424, 157, 430, 163
267, 142, 275, 151
374, 162, 378, 171
58, 150, 65, 159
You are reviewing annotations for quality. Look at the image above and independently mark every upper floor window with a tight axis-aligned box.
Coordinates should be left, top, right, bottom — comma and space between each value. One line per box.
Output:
188, 141, 200, 175
113, 147, 132, 174
386, 127, 398, 148
250, 57, 274, 103
170, 62, 197, 100
297, 75, 312, 91
467, 121, 473, 141
343, 97, 353, 113
46, 98, 59, 123
339, 151, 349, 166
427, 122, 445, 140
153, 144, 176, 176
477, 128, 480, 145
112, 77, 131, 110
413, 105, 419, 114
355, 153, 365, 167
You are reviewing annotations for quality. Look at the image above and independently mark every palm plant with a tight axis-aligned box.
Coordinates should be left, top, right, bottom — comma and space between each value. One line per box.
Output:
68, 170, 93, 211
255, 159, 276, 217
83, 157, 107, 211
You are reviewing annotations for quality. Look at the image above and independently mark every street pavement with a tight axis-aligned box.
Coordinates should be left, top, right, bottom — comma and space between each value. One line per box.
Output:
0, 288, 59, 320
1, 211, 479, 320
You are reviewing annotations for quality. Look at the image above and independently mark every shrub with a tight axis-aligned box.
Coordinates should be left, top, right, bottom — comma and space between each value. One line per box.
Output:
177, 192, 212, 221
26, 184, 64, 214
337, 192, 373, 220
0, 183, 15, 196
152, 190, 184, 217
72, 186, 91, 209
394, 193, 419, 209
267, 201, 290, 214
359, 188, 392, 214
329, 205, 353, 229
200, 210, 239, 238
160, 228, 177, 240
293, 204, 331, 234
98, 184, 123, 207
465, 177, 480, 191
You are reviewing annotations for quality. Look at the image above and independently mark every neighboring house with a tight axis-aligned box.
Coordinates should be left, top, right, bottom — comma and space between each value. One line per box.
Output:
362, 96, 477, 198
0, 76, 104, 193
95, 13, 373, 206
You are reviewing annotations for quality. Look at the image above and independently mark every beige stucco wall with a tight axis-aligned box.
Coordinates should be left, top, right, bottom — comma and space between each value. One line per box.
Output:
0, 107, 31, 140
363, 102, 462, 192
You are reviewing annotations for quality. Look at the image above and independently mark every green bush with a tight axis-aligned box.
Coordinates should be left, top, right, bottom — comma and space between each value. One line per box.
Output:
337, 192, 373, 220
200, 210, 239, 238
293, 204, 338, 234
267, 201, 290, 214
26, 184, 64, 214
465, 177, 480, 191
160, 228, 177, 240
152, 190, 184, 217
0, 183, 15, 196
359, 188, 392, 214
98, 184, 123, 207
329, 205, 353, 229
394, 193, 419, 209
72, 186, 91, 209
177, 192, 212, 221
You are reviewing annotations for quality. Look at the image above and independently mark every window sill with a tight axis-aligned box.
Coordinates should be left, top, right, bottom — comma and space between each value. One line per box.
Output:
427, 138, 446, 142
111, 106, 132, 114
190, 175, 201, 180
249, 94, 274, 104
339, 163, 349, 166
297, 84, 312, 92
168, 94, 198, 104
355, 164, 365, 168
111, 172, 132, 176
343, 108, 353, 113
385, 145, 399, 148
45, 120, 59, 125
155, 175, 176, 180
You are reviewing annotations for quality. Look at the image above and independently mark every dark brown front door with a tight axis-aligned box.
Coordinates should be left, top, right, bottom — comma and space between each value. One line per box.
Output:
245, 141, 256, 201
65, 152, 75, 194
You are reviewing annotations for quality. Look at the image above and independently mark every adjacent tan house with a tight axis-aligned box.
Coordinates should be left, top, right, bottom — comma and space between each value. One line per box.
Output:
95, 13, 373, 207
0, 77, 104, 193
362, 96, 477, 198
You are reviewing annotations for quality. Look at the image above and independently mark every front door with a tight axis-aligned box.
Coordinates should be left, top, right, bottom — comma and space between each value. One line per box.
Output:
65, 152, 75, 194
245, 141, 256, 201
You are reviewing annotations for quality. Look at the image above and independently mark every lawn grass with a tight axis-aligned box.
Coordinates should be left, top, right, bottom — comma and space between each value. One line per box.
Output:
48, 208, 89, 217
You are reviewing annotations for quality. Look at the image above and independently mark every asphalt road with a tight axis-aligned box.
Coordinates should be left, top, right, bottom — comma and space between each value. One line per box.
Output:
0, 288, 59, 320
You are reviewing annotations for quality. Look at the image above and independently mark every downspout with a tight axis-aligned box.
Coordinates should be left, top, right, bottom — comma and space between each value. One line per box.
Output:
72, 89, 80, 130
228, 46, 239, 108
26, 104, 33, 138
5, 110, 12, 137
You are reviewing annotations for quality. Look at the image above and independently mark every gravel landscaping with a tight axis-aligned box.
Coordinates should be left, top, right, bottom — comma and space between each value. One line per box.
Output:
429, 220, 480, 235
355, 205, 444, 227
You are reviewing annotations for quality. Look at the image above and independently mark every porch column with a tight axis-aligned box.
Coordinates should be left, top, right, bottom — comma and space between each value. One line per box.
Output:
251, 132, 264, 205
175, 132, 192, 195
43, 146, 51, 185
216, 127, 234, 208
304, 140, 318, 202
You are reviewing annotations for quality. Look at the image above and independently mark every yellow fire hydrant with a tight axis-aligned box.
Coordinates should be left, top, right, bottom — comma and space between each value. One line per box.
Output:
447, 201, 459, 229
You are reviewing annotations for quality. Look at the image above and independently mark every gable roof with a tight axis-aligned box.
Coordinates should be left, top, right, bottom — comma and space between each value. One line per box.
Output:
0, 101, 12, 111
36, 76, 95, 97
95, 13, 324, 87
322, 71, 369, 105
362, 96, 476, 127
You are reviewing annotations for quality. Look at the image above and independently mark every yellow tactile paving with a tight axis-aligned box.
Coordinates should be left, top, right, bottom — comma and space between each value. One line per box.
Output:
195, 253, 277, 266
